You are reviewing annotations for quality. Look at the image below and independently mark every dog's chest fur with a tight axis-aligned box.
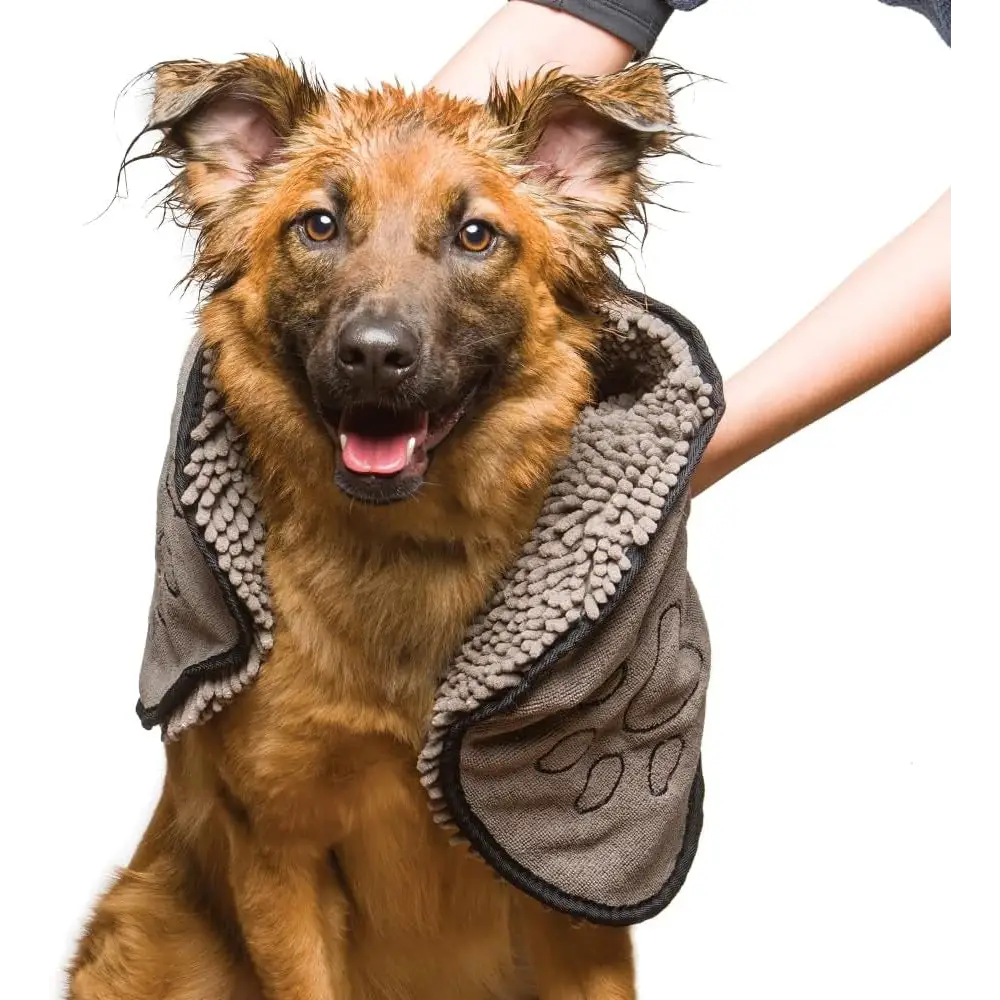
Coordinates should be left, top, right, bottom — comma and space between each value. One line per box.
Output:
180, 515, 536, 998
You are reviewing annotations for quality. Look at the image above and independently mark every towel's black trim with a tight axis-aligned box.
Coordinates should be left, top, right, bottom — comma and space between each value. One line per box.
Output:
136, 347, 257, 730
437, 287, 723, 925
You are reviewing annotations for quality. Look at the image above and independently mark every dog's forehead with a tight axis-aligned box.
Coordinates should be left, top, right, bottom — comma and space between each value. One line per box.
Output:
322, 86, 492, 141
348, 128, 486, 190
290, 90, 510, 200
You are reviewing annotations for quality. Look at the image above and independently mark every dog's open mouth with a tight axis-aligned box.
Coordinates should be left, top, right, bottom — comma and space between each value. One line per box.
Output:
328, 388, 478, 504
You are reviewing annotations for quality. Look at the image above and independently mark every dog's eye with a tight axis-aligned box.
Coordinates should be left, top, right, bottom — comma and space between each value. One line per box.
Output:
302, 211, 338, 243
456, 220, 496, 254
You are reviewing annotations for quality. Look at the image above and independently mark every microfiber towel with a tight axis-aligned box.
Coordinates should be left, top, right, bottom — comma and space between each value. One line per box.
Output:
137, 281, 724, 925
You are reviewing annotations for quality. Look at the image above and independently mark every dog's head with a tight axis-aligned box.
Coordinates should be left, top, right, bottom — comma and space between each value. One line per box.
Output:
144, 56, 678, 530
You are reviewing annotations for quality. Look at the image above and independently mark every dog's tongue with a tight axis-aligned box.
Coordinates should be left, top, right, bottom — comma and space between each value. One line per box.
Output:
339, 410, 429, 476
340, 433, 411, 475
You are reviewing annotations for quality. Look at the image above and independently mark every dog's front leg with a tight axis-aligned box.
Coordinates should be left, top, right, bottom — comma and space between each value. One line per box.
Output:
228, 835, 351, 1000
517, 897, 636, 1000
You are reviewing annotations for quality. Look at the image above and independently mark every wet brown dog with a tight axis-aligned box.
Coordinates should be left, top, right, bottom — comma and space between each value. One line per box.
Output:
69, 55, 678, 999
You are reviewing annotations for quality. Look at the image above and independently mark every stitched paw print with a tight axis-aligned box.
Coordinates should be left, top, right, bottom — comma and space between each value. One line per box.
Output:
157, 466, 189, 600
535, 604, 704, 814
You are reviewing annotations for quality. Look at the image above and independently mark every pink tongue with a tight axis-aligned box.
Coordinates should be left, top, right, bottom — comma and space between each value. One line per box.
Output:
339, 411, 430, 476
341, 432, 414, 475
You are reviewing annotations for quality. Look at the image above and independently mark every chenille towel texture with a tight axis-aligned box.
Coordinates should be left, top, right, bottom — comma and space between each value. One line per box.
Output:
137, 283, 724, 925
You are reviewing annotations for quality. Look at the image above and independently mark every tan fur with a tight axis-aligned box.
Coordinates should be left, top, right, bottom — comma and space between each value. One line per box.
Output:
70, 56, 679, 999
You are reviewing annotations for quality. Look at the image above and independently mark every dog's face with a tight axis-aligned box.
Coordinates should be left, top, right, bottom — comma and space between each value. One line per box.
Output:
146, 57, 677, 521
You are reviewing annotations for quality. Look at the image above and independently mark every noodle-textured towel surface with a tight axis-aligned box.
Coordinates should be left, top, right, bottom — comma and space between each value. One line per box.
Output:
138, 284, 724, 925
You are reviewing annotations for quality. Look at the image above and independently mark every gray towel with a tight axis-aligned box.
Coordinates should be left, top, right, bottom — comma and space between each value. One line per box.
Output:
137, 282, 724, 924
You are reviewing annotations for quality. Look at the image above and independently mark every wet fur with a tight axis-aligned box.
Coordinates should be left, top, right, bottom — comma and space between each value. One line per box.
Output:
69, 56, 679, 999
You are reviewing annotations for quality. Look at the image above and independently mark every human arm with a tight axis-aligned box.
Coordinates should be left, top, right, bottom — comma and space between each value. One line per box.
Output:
430, 4, 951, 498
429, 1, 636, 100
690, 189, 951, 494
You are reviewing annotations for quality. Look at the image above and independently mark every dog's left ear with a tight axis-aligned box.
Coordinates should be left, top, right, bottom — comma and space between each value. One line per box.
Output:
488, 60, 679, 224
144, 55, 326, 221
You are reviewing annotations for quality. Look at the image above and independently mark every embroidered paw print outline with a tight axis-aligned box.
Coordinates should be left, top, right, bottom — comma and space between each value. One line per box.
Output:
534, 603, 704, 814
575, 755, 625, 813
153, 464, 191, 638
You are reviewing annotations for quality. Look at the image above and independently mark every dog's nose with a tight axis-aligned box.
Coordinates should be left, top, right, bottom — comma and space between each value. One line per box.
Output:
336, 318, 419, 391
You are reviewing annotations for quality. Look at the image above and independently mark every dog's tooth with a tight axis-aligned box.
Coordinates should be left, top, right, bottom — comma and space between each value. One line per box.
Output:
406, 437, 416, 461
339, 434, 347, 450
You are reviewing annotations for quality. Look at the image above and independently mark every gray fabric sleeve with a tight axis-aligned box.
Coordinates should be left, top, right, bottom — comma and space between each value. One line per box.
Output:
515, 0, 676, 58
880, 0, 950, 44
512, 0, 950, 55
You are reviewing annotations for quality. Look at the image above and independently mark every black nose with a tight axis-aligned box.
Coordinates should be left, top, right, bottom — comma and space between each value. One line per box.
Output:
336, 318, 419, 391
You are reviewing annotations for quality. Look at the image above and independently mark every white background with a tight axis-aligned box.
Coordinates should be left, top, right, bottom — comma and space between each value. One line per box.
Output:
0, 2, 990, 998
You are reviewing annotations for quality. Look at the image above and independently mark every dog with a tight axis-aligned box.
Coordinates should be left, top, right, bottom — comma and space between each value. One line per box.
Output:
69, 54, 678, 1000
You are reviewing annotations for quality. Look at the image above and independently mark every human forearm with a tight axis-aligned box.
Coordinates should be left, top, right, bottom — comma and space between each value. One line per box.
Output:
429, 1, 634, 100
692, 189, 951, 495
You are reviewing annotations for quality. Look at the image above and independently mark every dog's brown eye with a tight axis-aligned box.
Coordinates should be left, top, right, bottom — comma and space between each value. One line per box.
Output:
456, 220, 496, 254
302, 211, 338, 243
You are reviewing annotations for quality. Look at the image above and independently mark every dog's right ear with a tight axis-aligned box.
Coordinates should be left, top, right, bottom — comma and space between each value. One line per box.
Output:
485, 61, 683, 299
144, 56, 326, 222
